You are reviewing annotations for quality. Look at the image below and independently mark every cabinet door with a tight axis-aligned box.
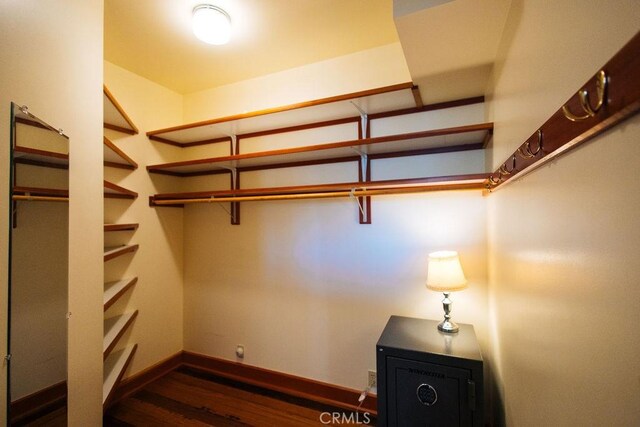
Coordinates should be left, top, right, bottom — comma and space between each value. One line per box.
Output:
386, 356, 472, 427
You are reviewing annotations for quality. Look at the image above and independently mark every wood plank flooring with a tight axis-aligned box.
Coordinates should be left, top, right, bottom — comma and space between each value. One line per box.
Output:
105, 366, 377, 426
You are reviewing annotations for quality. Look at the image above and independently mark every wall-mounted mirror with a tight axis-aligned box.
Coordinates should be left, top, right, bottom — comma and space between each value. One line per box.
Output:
7, 103, 69, 425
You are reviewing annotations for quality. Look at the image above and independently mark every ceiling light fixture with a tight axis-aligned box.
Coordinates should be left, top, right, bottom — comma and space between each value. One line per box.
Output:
192, 4, 231, 45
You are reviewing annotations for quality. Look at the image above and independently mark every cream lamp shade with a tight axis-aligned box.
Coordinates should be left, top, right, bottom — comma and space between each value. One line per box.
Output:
426, 251, 467, 292
426, 250, 467, 333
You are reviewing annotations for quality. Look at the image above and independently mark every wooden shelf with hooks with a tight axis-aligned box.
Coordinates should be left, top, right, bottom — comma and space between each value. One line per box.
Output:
486, 31, 640, 191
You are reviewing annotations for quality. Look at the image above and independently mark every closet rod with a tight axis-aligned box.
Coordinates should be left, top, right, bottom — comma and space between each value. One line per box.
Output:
152, 182, 484, 205
12, 195, 69, 202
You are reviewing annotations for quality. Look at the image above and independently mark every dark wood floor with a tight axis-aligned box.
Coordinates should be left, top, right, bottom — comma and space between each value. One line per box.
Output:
104, 366, 376, 426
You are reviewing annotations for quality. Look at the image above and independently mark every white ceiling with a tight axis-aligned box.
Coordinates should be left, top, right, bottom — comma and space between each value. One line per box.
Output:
105, 0, 511, 101
104, 0, 400, 94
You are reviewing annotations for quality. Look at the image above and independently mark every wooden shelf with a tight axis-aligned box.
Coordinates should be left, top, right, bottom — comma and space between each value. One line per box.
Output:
104, 86, 138, 135
104, 278, 138, 311
151, 174, 488, 206
104, 310, 138, 360
147, 82, 422, 147
146, 84, 487, 224
104, 244, 139, 262
13, 146, 69, 169
104, 223, 139, 232
104, 180, 138, 199
104, 137, 138, 170
103, 344, 137, 408
147, 123, 493, 176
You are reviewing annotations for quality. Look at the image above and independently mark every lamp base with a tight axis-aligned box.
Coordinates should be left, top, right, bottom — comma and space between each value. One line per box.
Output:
437, 319, 460, 333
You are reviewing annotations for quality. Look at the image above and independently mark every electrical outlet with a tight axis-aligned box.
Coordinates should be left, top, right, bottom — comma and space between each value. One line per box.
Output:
368, 370, 377, 388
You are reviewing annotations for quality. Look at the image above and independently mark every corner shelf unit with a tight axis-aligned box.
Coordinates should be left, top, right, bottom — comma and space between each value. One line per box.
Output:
103, 84, 140, 410
146, 82, 490, 224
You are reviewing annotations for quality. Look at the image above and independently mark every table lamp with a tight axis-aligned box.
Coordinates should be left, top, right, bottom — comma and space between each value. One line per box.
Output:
426, 251, 468, 333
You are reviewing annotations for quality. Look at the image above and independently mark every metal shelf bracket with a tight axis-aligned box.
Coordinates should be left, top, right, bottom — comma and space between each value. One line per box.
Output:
350, 101, 369, 138
218, 166, 240, 224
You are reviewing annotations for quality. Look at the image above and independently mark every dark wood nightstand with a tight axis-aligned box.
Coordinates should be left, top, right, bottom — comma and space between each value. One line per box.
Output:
376, 316, 483, 427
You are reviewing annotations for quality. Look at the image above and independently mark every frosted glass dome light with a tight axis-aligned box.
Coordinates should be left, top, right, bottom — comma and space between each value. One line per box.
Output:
192, 4, 231, 45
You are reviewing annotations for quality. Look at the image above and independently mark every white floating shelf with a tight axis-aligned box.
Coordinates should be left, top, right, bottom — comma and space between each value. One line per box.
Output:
103, 344, 137, 408
104, 278, 138, 311
103, 244, 139, 262
104, 310, 138, 360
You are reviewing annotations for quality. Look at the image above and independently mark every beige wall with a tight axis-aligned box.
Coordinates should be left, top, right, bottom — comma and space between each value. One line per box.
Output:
183, 43, 411, 122
104, 61, 185, 377
0, 1, 104, 425
486, 1, 640, 425
180, 46, 492, 402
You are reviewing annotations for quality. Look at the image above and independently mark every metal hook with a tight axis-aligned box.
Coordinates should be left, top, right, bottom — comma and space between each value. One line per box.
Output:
517, 145, 534, 159
488, 172, 502, 186
528, 129, 543, 156
517, 130, 543, 159
349, 188, 366, 217
499, 154, 517, 175
209, 197, 235, 219
562, 70, 608, 122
